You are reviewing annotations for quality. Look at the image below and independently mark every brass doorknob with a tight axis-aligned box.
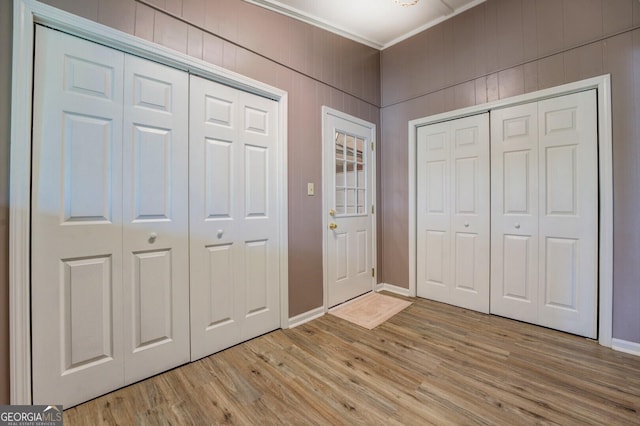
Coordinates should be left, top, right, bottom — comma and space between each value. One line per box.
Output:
329, 223, 338, 230
329, 209, 336, 216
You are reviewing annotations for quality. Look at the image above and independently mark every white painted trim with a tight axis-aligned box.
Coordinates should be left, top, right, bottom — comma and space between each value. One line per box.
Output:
611, 339, 640, 357
376, 283, 412, 297
10, 0, 289, 404
288, 306, 325, 328
408, 75, 614, 348
321, 106, 377, 312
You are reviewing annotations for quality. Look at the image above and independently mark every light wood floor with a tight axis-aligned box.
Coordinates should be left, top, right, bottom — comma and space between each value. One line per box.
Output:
65, 295, 640, 425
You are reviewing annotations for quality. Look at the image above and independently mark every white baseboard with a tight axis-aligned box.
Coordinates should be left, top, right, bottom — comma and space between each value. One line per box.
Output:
611, 338, 640, 356
288, 306, 324, 328
376, 282, 412, 297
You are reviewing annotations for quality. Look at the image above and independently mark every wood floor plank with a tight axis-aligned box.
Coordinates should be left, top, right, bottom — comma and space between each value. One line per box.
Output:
64, 295, 640, 425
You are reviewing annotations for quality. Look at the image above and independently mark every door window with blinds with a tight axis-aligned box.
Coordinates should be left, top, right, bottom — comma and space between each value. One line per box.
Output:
335, 131, 367, 215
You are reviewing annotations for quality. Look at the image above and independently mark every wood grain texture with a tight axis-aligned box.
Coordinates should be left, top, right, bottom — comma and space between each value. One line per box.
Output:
64, 294, 640, 425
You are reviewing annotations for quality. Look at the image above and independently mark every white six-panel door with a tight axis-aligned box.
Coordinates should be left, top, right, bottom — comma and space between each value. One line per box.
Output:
489, 103, 540, 324
416, 113, 490, 313
31, 26, 191, 407
189, 76, 280, 360
122, 55, 190, 384
31, 26, 127, 406
491, 90, 598, 338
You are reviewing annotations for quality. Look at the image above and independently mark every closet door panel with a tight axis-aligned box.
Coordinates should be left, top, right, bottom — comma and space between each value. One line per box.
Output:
537, 90, 598, 338
190, 78, 242, 359
417, 114, 490, 313
122, 55, 190, 383
190, 77, 280, 360
31, 25, 125, 407
490, 103, 539, 322
417, 122, 451, 302
450, 114, 490, 313
238, 92, 280, 339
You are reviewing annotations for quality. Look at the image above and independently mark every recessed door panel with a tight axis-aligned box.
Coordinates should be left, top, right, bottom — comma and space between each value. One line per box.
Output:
134, 74, 173, 112
427, 161, 447, 214
502, 235, 531, 301
503, 151, 531, 215
245, 145, 268, 217
64, 113, 113, 223
133, 125, 171, 220
356, 230, 367, 274
63, 256, 113, 371
425, 230, 446, 286
335, 232, 348, 281
246, 240, 269, 316
544, 238, 578, 310
454, 233, 476, 292
455, 126, 477, 147
132, 250, 173, 349
245, 106, 269, 135
455, 157, 477, 214
65, 56, 115, 99
205, 138, 233, 219
206, 95, 234, 127
545, 145, 577, 216
206, 244, 235, 328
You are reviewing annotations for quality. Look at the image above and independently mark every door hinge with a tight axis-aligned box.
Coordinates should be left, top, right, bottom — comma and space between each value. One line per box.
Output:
371, 141, 374, 151
371, 267, 375, 277
371, 205, 375, 214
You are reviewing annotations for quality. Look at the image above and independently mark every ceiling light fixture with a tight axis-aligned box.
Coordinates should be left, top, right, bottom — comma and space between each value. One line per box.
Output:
394, 0, 420, 6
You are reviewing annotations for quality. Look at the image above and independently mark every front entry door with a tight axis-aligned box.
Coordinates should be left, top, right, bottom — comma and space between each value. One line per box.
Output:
323, 108, 376, 308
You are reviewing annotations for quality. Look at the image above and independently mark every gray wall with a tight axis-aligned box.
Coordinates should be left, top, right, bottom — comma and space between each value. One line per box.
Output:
0, 0, 381, 403
379, 0, 640, 344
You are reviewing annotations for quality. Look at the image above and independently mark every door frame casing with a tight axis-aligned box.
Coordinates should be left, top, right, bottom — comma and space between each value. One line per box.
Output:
10, 0, 289, 404
321, 106, 377, 311
408, 75, 613, 348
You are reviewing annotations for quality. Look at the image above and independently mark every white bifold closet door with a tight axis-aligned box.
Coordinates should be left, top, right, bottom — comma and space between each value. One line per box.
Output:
490, 90, 598, 338
189, 76, 280, 361
31, 26, 189, 407
416, 113, 490, 313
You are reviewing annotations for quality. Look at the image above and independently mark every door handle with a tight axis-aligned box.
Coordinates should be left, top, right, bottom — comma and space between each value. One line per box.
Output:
515, 223, 521, 229
149, 232, 158, 243
329, 209, 336, 216
329, 223, 338, 230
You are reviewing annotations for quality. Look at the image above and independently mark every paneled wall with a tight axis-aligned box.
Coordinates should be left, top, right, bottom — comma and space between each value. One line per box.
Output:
380, 0, 640, 344
0, 0, 380, 403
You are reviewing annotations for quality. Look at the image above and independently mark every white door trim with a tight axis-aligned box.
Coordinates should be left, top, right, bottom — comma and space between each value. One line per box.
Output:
408, 75, 613, 348
10, 0, 289, 404
321, 106, 377, 311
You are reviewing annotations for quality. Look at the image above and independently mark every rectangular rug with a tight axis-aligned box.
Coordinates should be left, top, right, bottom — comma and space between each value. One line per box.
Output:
329, 292, 412, 330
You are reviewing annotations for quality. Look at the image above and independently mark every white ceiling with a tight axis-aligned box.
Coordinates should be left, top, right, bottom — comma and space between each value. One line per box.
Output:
244, 0, 486, 50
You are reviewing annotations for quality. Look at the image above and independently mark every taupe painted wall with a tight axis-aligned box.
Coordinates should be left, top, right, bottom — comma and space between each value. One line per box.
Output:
0, 0, 12, 407
380, 0, 640, 344
0, 0, 380, 403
